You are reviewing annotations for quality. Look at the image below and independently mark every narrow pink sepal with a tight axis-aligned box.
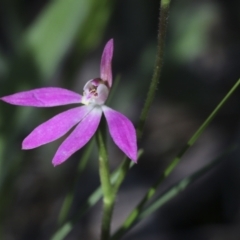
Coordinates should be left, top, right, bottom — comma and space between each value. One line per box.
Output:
22, 106, 92, 149
1, 87, 82, 107
100, 39, 113, 88
52, 106, 102, 166
102, 106, 137, 162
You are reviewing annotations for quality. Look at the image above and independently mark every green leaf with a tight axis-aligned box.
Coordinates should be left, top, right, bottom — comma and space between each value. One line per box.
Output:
24, 0, 94, 79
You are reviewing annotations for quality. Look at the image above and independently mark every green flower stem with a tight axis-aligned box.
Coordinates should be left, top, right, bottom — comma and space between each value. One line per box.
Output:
111, 78, 240, 240
96, 126, 114, 240
137, 0, 171, 139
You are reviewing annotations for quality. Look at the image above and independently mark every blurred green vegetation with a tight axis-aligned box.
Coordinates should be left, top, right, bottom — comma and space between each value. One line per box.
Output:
1, 0, 240, 239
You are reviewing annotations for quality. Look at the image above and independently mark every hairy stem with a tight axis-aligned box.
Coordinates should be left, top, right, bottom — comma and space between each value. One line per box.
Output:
137, 0, 171, 138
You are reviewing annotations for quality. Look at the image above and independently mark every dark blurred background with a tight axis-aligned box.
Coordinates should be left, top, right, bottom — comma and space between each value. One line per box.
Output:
1, 0, 240, 239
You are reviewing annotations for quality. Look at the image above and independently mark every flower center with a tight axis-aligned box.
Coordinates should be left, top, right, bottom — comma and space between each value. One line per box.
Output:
81, 78, 109, 105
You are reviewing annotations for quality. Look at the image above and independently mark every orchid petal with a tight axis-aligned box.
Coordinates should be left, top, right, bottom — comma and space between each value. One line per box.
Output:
1, 87, 82, 107
102, 106, 137, 162
52, 106, 102, 166
100, 39, 113, 88
22, 106, 93, 149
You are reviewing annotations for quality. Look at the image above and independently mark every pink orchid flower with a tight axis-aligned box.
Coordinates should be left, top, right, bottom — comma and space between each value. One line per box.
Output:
1, 39, 137, 166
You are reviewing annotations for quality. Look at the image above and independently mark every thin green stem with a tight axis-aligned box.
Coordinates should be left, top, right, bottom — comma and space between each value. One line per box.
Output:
137, 0, 171, 139
111, 78, 240, 239
96, 126, 114, 240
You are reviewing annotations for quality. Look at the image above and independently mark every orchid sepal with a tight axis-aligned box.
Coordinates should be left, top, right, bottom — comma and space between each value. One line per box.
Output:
1, 87, 82, 107
100, 39, 113, 88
